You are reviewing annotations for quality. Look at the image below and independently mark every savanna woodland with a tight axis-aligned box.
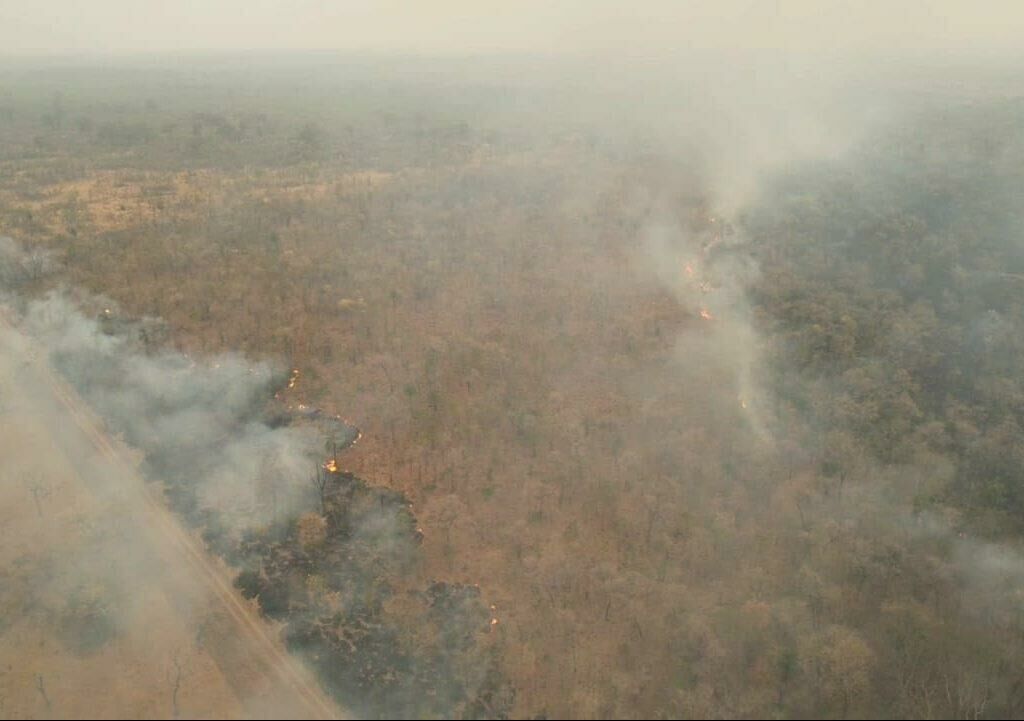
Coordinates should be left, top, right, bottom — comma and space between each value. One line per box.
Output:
3, 56, 1024, 719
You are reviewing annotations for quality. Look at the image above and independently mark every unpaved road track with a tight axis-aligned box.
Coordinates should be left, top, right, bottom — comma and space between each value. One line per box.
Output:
0, 311, 341, 719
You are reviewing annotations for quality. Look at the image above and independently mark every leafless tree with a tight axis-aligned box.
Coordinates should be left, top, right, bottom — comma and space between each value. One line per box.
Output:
24, 474, 50, 518
35, 675, 51, 713
312, 464, 328, 515
169, 653, 184, 718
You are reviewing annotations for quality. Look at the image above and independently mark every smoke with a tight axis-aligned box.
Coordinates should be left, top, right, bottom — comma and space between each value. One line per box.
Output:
0, 235, 56, 290
20, 291, 319, 534
625, 59, 1024, 657
0, 238, 508, 718
615, 53, 914, 469
6, 49, 1024, 717
0, 292, 317, 717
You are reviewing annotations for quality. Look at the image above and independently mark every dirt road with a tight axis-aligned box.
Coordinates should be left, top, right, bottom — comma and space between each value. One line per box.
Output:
0, 313, 342, 719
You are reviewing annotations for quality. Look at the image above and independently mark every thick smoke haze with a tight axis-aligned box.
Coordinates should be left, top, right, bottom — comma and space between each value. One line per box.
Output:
4, 1, 1024, 56
3, 8, 1024, 714
21, 290, 320, 531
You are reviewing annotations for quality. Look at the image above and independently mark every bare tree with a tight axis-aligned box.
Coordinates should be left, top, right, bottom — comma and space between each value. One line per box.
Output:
312, 464, 329, 515
169, 653, 184, 718
24, 474, 50, 518
35, 675, 51, 713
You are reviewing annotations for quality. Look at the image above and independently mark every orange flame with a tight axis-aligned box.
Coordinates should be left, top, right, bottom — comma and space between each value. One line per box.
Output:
324, 459, 338, 473
699, 308, 713, 321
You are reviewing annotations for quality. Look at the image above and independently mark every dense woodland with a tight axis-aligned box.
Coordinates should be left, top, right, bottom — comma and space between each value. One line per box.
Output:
3, 57, 1024, 718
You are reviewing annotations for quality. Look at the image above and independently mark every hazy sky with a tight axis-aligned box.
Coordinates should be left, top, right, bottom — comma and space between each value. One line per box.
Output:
1, 1, 1023, 56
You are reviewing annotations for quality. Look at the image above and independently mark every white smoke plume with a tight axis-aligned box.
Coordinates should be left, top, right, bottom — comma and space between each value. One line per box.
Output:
20, 289, 320, 534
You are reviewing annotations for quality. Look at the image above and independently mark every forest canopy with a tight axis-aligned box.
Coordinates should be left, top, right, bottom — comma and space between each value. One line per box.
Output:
2, 56, 1024, 718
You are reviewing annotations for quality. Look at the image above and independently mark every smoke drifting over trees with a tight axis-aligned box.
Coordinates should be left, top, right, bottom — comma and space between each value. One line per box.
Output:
1, 253, 508, 718
3, 44, 1024, 719
22, 291, 318, 530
